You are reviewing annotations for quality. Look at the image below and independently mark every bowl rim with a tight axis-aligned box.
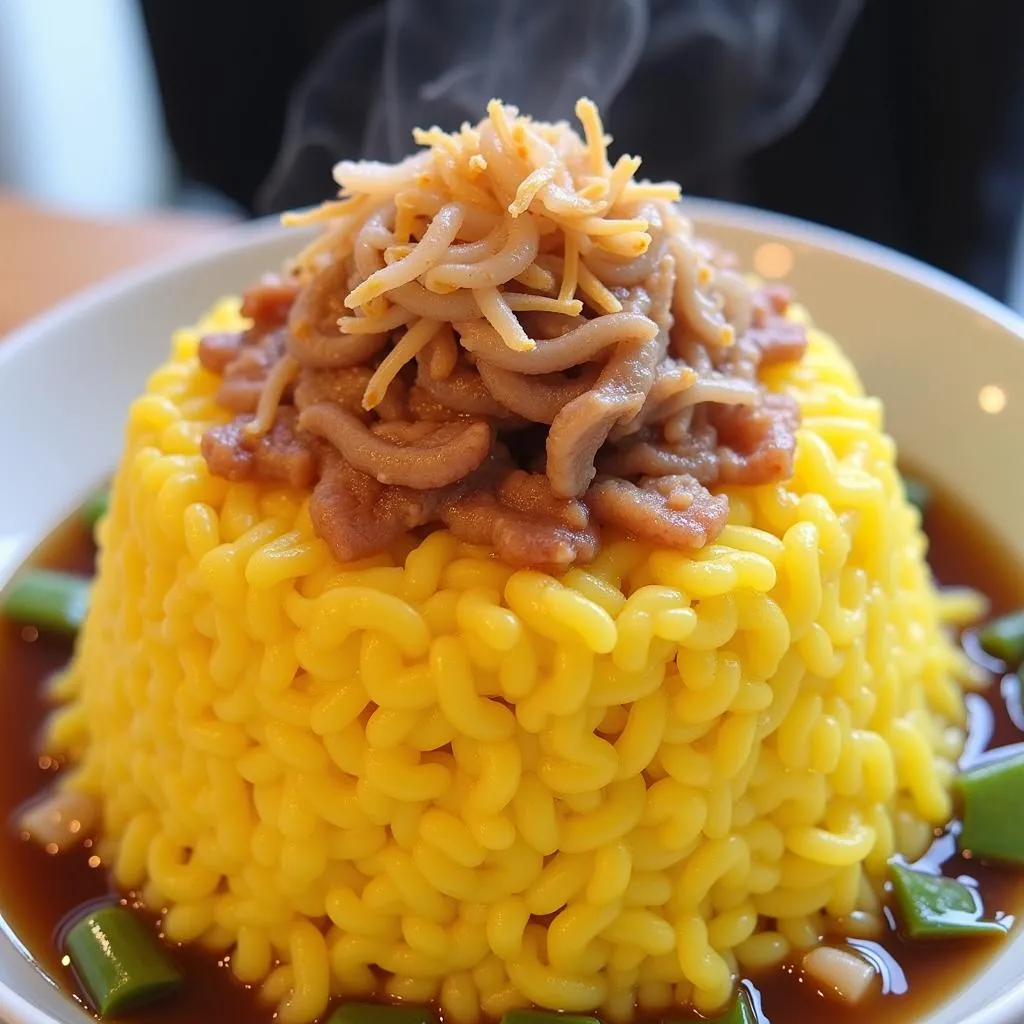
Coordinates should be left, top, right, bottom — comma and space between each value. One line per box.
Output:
1, 200, 1023, 1024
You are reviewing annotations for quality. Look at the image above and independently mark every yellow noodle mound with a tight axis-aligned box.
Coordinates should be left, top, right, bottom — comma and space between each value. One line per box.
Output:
48, 299, 975, 1023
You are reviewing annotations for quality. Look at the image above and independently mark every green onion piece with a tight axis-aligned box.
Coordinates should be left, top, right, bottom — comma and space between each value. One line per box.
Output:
889, 862, 1006, 939
674, 988, 757, 1024
64, 905, 182, 1015
327, 1004, 439, 1024
499, 1014, 599, 1024
957, 749, 1024, 863
978, 610, 1024, 669
81, 488, 110, 531
902, 476, 931, 517
2, 569, 90, 635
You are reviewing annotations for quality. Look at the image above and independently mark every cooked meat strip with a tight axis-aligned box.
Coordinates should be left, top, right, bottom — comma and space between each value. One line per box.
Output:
456, 312, 658, 374
748, 320, 808, 368
714, 268, 754, 338
711, 392, 800, 486
201, 408, 316, 489
414, 361, 513, 419
198, 332, 244, 375
546, 331, 663, 497
294, 367, 375, 419
442, 471, 599, 569
288, 260, 390, 368
215, 380, 265, 415
587, 475, 728, 550
294, 367, 408, 422
310, 454, 446, 562
298, 404, 493, 489
475, 361, 601, 424
240, 276, 301, 331
598, 417, 720, 484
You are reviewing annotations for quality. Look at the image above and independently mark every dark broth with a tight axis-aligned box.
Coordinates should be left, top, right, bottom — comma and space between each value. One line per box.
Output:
1, 484, 1022, 1024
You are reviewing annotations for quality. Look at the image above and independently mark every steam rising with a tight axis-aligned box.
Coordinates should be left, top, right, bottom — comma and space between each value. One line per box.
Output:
259, 0, 861, 213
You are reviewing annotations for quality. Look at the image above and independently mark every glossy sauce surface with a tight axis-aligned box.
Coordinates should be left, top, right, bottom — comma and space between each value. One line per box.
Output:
0, 483, 1022, 1024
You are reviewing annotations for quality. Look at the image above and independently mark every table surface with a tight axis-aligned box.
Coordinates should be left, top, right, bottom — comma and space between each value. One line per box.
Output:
0, 191, 232, 338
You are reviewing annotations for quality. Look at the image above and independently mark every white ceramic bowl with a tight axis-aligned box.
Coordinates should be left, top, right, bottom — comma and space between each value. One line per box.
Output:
0, 201, 1022, 1024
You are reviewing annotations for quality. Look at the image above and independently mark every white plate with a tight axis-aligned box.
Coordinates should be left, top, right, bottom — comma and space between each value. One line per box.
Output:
0, 201, 1022, 1024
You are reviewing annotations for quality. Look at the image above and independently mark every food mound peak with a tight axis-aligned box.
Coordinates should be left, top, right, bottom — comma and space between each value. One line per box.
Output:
199, 99, 807, 567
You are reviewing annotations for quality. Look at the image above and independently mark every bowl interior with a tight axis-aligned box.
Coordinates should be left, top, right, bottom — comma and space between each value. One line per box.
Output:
0, 203, 1022, 1024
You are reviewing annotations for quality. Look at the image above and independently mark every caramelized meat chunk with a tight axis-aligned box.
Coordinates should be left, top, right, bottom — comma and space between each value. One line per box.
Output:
442, 471, 599, 569
588, 475, 728, 550
201, 408, 316, 489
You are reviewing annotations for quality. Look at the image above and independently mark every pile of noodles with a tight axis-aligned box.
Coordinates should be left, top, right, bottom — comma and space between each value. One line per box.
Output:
204, 100, 800, 570
44, 98, 979, 1024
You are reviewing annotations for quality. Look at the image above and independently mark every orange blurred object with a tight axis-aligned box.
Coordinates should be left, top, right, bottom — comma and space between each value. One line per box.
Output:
0, 190, 232, 336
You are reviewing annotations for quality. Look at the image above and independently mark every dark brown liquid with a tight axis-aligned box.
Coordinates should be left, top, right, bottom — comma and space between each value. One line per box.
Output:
1, 483, 1022, 1024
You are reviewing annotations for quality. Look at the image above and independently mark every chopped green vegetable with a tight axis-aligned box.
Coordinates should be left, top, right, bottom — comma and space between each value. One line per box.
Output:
902, 476, 931, 517
676, 988, 757, 1024
328, 1005, 439, 1024
957, 749, 1024, 863
889, 862, 1006, 939
500, 1014, 599, 1024
64, 905, 182, 1015
978, 610, 1024, 668
81, 488, 110, 531
2, 569, 90, 635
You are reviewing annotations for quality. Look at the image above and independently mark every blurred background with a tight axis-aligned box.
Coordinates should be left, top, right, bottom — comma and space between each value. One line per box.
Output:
1, 0, 1023, 312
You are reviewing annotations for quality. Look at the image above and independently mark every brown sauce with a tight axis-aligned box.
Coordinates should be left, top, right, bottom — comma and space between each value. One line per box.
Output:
0, 479, 1022, 1024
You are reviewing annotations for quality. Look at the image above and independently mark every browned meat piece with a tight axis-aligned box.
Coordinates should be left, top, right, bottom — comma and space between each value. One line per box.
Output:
598, 419, 720, 484
198, 332, 244, 374
240, 276, 301, 331
215, 380, 264, 414
201, 408, 316, 489
407, 385, 470, 422
415, 362, 512, 419
711, 392, 800, 485
294, 367, 375, 419
456, 312, 657, 374
442, 471, 598, 569
310, 455, 445, 563
754, 284, 793, 320
288, 260, 390, 368
747, 320, 807, 368
223, 330, 287, 379
293, 367, 408, 422
610, 360, 698, 439
213, 330, 289, 414
588, 475, 728, 550
299, 404, 493, 489
546, 333, 662, 498
475, 361, 600, 424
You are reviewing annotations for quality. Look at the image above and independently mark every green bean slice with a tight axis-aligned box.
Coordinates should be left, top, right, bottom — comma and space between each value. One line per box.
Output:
890, 862, 1006, 939
902, 476, 931, 518
978, 610, 1024, 669
2, 569, 90, 635
328, 1004, 439, 1024
958, 749, 1024, 864
667, 988, 756, 1024
500, 1013, 600, 1024
81, 488, 110, 531
64, 905, 181, 1015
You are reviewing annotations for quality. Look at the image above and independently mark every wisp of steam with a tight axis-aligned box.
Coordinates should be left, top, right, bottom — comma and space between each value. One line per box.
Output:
258, 0, 862, 213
